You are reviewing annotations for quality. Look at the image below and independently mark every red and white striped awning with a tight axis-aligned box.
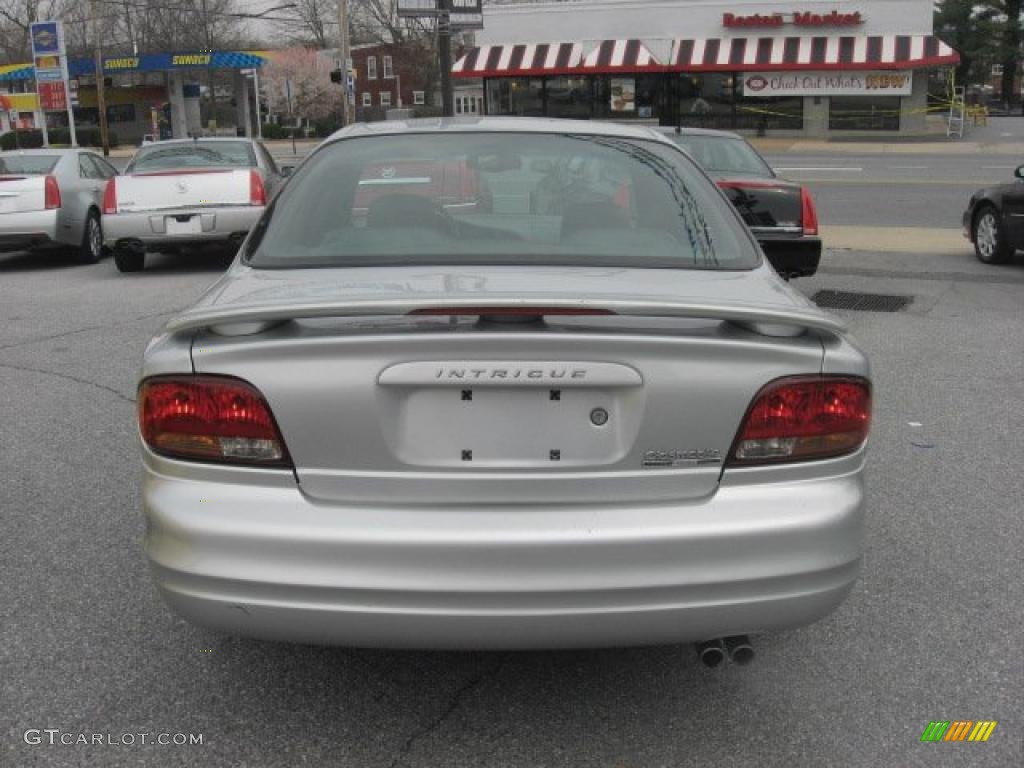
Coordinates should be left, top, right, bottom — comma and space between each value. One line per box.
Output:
580, 39, 661, 74
452, 40, 662, 78
669, 34, 958, 71
452, 42, 584, 77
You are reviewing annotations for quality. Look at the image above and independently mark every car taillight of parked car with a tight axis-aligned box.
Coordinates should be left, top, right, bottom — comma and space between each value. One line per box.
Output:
727, 376, 871, 465
250, 170, 267, 206
138, 375, 292, 468
102, 179, 117, 215
800, 187, 819, 236
44, 175, 61, 209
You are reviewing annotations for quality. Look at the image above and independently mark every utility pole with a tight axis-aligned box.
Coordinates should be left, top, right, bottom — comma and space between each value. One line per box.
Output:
90, 0, 110, 155
438, 0, 453, 117
337, 0, 351, 126
202, 0, 217, 133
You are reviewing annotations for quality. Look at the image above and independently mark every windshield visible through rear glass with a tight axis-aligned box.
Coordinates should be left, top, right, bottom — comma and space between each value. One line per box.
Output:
670, 136, 773, 177
247, 133, 756, 270
128, 142, 255, 173
0, 155, 60, 175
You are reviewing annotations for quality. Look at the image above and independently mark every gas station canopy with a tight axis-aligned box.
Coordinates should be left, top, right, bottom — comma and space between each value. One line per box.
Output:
0, 49, 275, 82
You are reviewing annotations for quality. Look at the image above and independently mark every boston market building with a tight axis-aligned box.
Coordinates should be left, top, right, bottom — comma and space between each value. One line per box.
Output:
454, 0, 959, 135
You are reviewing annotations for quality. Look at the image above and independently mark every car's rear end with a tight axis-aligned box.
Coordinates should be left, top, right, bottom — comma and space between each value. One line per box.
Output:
662, 129, 822, 278
103, 141, 266, 268
137, 123, 869, 650
0, 152, 65, 252
717, 175, 821, 278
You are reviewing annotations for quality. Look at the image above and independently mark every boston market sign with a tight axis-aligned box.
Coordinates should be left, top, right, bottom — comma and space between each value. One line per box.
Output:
723, 11, 864, 28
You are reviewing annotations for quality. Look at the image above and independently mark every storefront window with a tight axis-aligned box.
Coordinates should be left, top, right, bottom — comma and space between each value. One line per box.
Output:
829, 96, 901, 131
545, 76, 592, 119
486, 78, 544, 116
735, 96, 803, 131
676, 74, 735, 130
510, 78, 544, 116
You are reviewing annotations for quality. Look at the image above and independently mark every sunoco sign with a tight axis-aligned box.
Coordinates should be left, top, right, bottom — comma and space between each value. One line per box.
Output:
742, 71, 913, 97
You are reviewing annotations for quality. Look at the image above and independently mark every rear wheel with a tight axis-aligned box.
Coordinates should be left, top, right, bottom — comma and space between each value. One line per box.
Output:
75, 210, 103, 264
973, 206, 1012, 264
114, 246, 145, 272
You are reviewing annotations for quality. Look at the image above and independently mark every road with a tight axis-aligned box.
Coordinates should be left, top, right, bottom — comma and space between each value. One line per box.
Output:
2, 140, 1022, 768
763, 152, 1007, 230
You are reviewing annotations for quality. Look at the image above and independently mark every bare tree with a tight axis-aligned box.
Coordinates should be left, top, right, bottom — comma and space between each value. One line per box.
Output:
351, 0, 431, 45
272, 0, 336, 48
262, 46, 337, 121
0, 0, 74, 62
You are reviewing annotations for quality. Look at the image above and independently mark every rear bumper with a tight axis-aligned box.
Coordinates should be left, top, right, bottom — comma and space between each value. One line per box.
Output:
0, 209, 59, 252
103, 206, 262, 250
143, 452, 866, 649
757, 234, 822, 278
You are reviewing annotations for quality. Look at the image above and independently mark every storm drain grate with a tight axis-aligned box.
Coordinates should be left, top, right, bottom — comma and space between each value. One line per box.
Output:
811, 290, 913, 313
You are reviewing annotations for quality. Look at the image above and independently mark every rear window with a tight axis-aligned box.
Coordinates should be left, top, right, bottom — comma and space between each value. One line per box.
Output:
0, 155, 60, 175
247, 132, 756, 270
669, 135, 773, 178
128, 142, 255, 173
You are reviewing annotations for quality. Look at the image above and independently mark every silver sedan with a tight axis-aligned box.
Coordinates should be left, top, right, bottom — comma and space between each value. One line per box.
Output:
136, 118, 871, 659
0, 148, 117, 263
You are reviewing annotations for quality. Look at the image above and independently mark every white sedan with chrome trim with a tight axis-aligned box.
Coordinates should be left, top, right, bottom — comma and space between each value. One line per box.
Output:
103, 138, 285, 272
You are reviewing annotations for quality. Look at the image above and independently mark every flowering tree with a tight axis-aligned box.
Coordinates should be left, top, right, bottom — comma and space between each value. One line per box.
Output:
261, 47, 339, 123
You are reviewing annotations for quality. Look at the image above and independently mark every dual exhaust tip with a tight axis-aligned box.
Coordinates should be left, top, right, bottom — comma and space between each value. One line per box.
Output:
695, 635, 755, 667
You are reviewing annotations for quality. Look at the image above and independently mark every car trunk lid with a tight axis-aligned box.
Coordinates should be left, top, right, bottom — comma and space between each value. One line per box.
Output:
113, 168, 251, 212
715, 175, 804, 233
185, 265, 832, 505
0, 175, 47, 215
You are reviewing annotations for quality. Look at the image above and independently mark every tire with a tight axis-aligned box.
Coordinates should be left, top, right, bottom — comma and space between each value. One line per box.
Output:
113, 246, 145, 272
972, 206, 1013, 264
75, 210, 103, 264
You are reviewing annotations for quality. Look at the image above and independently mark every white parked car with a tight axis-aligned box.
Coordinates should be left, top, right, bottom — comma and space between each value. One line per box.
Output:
0, 148, 118, 263
103, 138, 285, 272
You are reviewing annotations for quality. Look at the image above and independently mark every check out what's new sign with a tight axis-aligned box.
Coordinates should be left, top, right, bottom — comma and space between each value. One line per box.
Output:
742, 70, 913, 97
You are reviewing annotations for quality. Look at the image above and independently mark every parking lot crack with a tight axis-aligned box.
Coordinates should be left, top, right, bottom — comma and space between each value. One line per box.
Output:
0, 362, 134, 404
386, 655, 507, 768
0, 307, 187, 353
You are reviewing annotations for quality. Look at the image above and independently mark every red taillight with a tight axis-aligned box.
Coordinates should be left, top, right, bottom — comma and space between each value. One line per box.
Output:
716, 180, 782, 190
800, 186, 819, 235
102, 178, 117, 214
409, 307, 616, 317
44, 175, 61, 209
249, 169, 267, 206
728, 376, 871, 465
138, 375, 291, 467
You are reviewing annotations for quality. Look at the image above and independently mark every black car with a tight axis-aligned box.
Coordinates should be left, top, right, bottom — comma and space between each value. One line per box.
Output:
963, 167, 1024, 264
657, 127, 821, 279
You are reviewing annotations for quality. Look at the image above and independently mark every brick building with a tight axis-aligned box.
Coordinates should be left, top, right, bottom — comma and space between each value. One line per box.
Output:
350, 42, 435, 118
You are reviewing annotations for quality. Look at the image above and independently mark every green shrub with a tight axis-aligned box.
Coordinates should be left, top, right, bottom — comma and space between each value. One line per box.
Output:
0, 127, 119, 150
310, 117, 342, 137
1, 130, 44, 149
412, 106, 444, 119
260, 123, 288, 139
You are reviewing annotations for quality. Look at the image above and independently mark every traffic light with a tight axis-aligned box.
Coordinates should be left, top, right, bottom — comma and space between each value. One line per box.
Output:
330, 69, 342, 84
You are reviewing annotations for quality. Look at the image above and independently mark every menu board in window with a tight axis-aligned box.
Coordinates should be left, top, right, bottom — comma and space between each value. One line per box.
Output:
610, 78, 635, 112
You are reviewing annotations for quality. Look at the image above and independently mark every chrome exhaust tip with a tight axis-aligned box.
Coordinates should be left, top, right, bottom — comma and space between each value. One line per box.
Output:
723, 635, 755, 665
695, 638, 726, 667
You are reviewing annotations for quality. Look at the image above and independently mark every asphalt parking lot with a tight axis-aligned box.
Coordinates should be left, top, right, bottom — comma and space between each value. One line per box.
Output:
2, 142, 1022, 766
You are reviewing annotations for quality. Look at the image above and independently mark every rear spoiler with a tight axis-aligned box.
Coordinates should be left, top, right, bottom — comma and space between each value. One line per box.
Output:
165, 297, 846, 337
